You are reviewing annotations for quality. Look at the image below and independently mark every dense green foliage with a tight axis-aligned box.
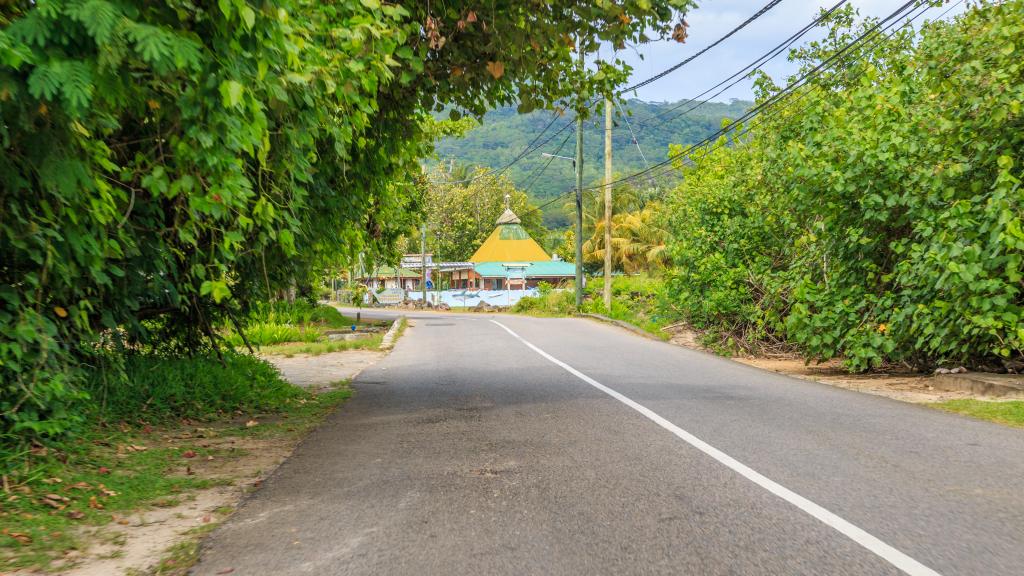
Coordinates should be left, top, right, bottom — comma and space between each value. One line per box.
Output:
0, 0, 696, 442
432, 99, 750, 226
81, 351, 299, 423
663, 2, 1024, 370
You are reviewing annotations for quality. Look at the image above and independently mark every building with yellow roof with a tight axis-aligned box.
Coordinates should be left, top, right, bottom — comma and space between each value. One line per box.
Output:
452, 198, 575, 290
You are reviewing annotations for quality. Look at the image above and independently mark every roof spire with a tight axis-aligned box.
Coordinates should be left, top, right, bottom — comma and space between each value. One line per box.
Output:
495, 194, 521, 225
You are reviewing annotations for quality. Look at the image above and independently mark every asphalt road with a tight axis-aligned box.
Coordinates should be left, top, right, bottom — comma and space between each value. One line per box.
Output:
193, 311, 1024, 575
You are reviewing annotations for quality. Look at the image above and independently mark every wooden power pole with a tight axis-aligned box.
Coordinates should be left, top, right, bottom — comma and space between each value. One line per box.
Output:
421, 223, 427, 306
574, 48, 585, 310
603, 97, 613, 310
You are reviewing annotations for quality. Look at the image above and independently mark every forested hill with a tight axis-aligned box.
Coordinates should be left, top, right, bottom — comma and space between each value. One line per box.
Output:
432, 98, 751, 204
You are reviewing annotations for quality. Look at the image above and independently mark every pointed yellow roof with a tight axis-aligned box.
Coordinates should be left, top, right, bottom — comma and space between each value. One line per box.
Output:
469, 207, 550, 263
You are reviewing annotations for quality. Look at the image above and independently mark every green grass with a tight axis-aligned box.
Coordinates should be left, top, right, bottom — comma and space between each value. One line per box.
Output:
928, 399, 1024, 428
80, 351, 303, 423
225, 322, 322, 346
257, 334, 384, 357
0, 431, 228, 570
247, 300, 355, 329
1, 353, 352, 572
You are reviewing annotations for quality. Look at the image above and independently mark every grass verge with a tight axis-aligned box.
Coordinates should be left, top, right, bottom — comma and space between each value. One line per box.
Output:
927, 399, 1024, 428
256, 334, 384, 357
1, 355, 352, 572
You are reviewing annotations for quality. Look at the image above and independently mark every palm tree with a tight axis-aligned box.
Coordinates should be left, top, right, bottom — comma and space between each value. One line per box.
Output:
583, 203, 668, 274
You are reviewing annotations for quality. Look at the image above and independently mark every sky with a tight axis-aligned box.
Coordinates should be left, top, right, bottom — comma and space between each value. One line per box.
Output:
599, 0, 967, 103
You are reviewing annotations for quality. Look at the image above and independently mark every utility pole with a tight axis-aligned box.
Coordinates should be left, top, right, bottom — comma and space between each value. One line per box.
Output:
421, 223, 427, 306
603, 97, 613, 311
574, 46, 585, 310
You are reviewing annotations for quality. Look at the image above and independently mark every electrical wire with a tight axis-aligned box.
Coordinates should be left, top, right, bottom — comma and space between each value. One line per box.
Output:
435, 109, 564, 184
631, 0, 850, 128
520, 130, 575, 193
584, 0, 922, 193
436, 0, 791, 186
620, 0, 787, 94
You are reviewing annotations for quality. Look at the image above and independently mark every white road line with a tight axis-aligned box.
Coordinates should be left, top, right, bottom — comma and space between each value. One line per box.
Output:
490, 319, 942, 576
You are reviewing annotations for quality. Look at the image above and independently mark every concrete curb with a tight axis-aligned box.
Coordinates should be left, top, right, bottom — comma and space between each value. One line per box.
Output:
379, 316, 406, 351
932, 372, 1024, 397
577, 313, 661, 341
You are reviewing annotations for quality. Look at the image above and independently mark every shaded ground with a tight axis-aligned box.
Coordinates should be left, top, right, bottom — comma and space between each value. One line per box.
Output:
41, 349, 382, 576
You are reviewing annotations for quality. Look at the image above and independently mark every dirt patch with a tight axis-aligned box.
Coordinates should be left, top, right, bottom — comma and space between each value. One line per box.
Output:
660, 324, 1021, 404
264, 350, 384, 390
732, 356, 975, 403
48, 429, 291, 576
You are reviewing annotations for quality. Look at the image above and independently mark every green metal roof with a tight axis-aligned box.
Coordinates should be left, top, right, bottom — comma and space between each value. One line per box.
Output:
473, 260, 576, 278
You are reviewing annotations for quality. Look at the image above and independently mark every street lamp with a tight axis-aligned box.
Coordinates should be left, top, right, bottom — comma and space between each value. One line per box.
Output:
541, 152, 576, 167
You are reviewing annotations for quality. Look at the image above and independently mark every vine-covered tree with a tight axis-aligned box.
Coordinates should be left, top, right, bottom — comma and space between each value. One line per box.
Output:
0, 0, 696, 439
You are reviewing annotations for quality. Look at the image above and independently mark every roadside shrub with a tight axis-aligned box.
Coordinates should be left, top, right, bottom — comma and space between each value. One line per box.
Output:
81, 351, 300, 423
662, 3, 1024, 370
225, 322, 321, 347
512, 289, 577, 315
247, 301, 351, 329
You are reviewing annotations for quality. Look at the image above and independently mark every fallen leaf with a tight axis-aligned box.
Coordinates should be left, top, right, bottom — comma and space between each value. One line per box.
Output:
98, 484, 118, 497
118, 519, 130, 525
42, 477, 62, 484
69, 481, 92, 490
53, 306, 68, 318
5, 530, 32, 545
216, 569, 235, 574
486, 61, 504, 79
203, 514, 212, 523
98, 466, 111, 475
245, 420, 259, 428
88, 496, 103, 510
67, 510, 85, 520
182, 450, 197, 458
466, 10, 477, 22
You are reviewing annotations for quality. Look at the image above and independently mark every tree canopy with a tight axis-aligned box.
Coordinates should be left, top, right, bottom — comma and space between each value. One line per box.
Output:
0, 0, 696, 439
663, 2, 1024, 370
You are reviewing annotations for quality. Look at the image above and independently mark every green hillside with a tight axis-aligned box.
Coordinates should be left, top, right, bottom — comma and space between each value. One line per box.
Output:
431, 99, 750, 226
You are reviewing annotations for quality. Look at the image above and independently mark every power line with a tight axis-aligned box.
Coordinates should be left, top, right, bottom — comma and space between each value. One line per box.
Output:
635, 0, 962, 197
631, 0, 850, 128
586, 0, 922, 193
436, 110, 563, 184
620, 0, 787, 94
521, 0, 955, 218
520, 130, 574, 193
438, 1, 790, 186
438, 1, 789, 188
